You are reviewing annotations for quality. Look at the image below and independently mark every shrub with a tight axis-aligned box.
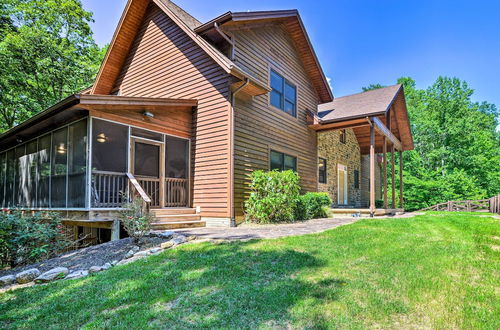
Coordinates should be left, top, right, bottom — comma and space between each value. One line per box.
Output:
298, 192, 332, 220
119, 197, 153, 244
0, 211, 74, 268
245, 170, 301, 223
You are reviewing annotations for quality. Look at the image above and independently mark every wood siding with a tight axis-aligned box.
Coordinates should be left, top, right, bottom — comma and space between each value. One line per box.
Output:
231, 24, 320, 218
113, 3, 232, 218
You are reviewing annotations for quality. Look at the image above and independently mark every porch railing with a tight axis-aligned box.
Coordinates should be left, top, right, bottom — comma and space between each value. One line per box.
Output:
165, 178, 189, 207
91, 171, 189, 209
91, 171, 128, 208
136, 177, 161, 208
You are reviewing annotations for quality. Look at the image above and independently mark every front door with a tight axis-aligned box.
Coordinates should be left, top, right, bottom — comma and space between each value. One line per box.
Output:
131, 138, 163, 208
338, 164, 348, 205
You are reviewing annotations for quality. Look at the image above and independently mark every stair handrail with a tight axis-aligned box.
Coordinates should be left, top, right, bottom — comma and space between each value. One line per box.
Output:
126, 172, 152, 212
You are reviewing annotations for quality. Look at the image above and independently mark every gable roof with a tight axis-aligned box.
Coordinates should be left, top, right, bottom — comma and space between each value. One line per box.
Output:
91, 0, 269, 96
195, 10, 333, 103
313, 85, 414, 152
318, 84, 402, 122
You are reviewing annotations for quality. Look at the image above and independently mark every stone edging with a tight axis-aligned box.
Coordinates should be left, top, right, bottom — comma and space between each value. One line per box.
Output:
0, 231, 196, 291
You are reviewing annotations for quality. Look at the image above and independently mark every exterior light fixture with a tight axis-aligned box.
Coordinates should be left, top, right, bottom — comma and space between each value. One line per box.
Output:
96, 133, 107, 143
143, 111, 155, 118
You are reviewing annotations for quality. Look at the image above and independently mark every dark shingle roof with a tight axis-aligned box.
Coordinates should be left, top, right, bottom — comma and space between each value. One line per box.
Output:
318, 84, 402, 122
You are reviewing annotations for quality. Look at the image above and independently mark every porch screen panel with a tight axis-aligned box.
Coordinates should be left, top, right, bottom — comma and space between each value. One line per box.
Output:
51, 127, 68, 208
92, 119, 128, 173
0, 153, 5, 207
68, 120, 87, 207
165, 137, 188, 179
14, 145, 27, 207
38, 134, 51, 208
26, 141, 38, 207
5, 150, 15, 207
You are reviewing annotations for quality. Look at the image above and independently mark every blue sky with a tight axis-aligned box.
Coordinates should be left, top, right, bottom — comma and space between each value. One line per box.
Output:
82, 0, 500, 110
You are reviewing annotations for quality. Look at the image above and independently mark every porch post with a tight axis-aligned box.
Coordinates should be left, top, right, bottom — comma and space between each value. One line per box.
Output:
383, 137, 388, 209
399, 151, 404, 209
370, 124, 375, 217
391, 146, 396, 209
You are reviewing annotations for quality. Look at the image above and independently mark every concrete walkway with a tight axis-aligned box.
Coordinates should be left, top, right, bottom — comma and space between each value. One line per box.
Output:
174, 212, 422, 241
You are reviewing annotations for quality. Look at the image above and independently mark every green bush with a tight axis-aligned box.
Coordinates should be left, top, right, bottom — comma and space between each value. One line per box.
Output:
0, 211, 74, 268
298, 192, 332, 220
119, 197, 153, 244
245, 170, 301, 223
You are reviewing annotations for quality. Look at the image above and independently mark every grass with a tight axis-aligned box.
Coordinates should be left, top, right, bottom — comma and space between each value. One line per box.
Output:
1, 212, 499, 329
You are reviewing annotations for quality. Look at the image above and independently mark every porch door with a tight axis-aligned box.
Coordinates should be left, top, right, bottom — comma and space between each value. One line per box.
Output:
338, 164, 348, 205
131, 137, 164, 208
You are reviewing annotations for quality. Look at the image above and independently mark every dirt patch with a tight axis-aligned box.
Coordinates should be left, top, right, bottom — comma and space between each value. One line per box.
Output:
0, 237, 169, 278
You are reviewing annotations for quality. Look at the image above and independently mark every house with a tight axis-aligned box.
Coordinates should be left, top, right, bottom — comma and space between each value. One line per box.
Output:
0, 0, 413, 240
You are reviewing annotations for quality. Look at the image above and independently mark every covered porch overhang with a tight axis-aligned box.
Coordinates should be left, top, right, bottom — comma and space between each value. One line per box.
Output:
310, 84, 414, 216
0, 94, 197, 214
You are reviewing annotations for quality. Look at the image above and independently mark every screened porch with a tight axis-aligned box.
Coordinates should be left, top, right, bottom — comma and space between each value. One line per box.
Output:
0, 94, 195, 211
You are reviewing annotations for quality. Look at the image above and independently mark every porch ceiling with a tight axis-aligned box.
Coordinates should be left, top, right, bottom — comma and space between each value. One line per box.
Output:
0, 94, 198, 151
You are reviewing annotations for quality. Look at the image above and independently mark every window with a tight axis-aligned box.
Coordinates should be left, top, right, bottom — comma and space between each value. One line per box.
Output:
38, 134, 51, 208
270, 70, 297, 116
318, 158, 327, 183
270, 150, 297, 172
92, 119, 128, 173
354, 169, 360, 189
68, 120, 88, 207
165, 137, 189, 179
51, 127, 68, 208
340, 129, 346, 144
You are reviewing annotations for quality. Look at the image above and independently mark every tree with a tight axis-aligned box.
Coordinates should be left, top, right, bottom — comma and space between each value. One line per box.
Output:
363, 77, 500, 210
0, 0, 106, 132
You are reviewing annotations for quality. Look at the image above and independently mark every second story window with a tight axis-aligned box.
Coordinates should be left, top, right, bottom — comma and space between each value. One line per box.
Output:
270, 70, 297, 117
270, 150, 297, 172
340, 129, 347, 144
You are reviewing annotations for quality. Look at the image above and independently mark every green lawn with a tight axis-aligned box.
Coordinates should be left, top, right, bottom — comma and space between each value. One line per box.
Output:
1, 212, 499, 329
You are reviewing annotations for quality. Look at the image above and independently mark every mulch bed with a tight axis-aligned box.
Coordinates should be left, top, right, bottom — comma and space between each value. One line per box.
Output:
0, 237, 169, 278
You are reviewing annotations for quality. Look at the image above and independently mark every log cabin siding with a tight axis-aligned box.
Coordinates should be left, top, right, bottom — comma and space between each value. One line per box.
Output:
231, 24, 321, 218
113, 3, 232, 218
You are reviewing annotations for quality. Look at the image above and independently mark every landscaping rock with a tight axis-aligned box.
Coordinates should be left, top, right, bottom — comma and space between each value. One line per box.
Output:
88, 266, 103, 274
157, 231, 175, 239
186, 235, 197, 242
0, 275, 16, 287
131, 246, 140, 252
160, 241, 175, 249
66, 270, 89, 280
16, 269, 41, 284
35, 267, 69, 283
111, 260, 119, 266
134, 251, 149, 257
101, 263, 112, 270
149, 248, 162, 254
172, 235, 187, 245
124, 250, 136, 259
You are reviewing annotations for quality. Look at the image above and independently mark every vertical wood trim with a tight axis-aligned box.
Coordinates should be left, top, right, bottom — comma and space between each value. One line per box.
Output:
383, 136, 387, 209
391, 146, 396, 209
369, 125, 375, 216
399, 151, 404, 209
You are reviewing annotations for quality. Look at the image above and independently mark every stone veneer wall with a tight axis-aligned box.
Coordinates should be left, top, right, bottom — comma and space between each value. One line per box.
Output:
317, 129, 362, 207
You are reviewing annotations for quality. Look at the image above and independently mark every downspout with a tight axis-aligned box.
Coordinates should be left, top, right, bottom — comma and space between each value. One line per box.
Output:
214, 22, 235, 60
229, 78, 250, 227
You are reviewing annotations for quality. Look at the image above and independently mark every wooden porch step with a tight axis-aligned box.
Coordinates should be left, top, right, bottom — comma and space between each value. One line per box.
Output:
151, 220, 206, 230
153, 214, 201, 222
150, 208, 197, 216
